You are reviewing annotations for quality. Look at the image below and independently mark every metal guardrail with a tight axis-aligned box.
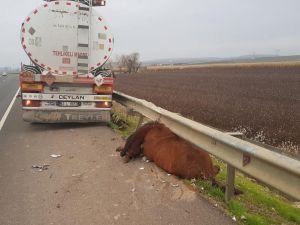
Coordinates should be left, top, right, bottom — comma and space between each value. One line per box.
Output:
113, 91, 300, 201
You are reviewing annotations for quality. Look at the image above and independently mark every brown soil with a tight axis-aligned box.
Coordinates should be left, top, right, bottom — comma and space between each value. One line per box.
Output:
114, 64, 300, 149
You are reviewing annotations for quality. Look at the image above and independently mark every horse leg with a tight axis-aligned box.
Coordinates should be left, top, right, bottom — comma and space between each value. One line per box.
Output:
123, 154, 131, 163
116, 146, 127, 157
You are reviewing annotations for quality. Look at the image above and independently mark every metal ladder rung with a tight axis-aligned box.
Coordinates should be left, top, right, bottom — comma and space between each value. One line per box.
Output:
78, 43, 89, 47
78, 25, 89, 29
79, 6, 89, 11
78, 63, 89, 67
78, 55, 88, 59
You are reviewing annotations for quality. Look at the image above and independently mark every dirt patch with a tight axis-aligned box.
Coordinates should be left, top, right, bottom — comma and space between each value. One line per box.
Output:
114, 64, 300, 154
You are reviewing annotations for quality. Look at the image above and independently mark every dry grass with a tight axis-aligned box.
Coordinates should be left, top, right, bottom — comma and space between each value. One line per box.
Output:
145, 61, 300, 72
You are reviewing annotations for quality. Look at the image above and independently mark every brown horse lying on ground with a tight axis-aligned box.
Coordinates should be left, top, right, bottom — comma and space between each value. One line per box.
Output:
116, 122, 220, 181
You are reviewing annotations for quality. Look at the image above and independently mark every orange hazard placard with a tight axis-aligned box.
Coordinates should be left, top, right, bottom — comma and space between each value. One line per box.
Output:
43, 73, 56, 85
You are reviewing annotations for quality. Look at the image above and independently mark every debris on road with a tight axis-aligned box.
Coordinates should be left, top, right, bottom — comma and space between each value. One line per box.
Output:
72, 173, 81, 177
293, 202, 300, 208
142, 156, 150, 163
131, 188, 136, 192
171, 183, 179, 188
139, 167, 145, 170
32, 164, 50, 171
114, 214, 121, 221
50, 154, 62, 158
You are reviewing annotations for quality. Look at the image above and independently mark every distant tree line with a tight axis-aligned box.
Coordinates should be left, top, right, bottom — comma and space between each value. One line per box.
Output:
113, 52, 142, 74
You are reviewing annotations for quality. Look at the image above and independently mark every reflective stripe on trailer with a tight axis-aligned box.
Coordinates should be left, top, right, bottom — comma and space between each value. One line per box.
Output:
22, 93, 112, 102
22, 109, 111, 123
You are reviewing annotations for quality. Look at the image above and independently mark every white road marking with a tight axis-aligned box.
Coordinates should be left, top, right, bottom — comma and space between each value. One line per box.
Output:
0, 88, 20, 132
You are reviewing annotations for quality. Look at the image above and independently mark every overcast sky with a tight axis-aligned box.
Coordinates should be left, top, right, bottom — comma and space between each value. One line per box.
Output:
1, 0, 300, 67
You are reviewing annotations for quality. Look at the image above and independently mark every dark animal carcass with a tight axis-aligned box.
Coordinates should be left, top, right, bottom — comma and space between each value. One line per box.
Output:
117, 122, 219, 181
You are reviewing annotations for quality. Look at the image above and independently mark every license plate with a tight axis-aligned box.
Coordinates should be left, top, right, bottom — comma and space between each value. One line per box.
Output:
57, 101, 81, 107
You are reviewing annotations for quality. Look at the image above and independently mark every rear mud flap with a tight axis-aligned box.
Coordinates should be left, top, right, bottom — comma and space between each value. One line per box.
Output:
22, 110, 111, 123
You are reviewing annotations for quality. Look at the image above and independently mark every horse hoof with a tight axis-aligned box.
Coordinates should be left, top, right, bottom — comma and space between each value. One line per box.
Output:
123, 155, 130, 163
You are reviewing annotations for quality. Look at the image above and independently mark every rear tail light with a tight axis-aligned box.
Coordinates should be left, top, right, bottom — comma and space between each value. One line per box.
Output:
95, 101, 112, 108
21, 82, 43, 92
22, 100, 41, 107
93, 0, 106, 6
94, 84, 113, 94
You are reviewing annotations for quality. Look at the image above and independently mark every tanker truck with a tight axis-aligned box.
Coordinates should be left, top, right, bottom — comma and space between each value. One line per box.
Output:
19, 0, 114, 123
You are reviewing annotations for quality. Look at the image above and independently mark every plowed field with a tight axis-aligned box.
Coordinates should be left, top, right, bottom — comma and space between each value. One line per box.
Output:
114, 64, 300, 154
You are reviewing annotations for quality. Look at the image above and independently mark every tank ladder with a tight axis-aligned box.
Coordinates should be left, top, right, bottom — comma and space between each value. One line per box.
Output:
76, 0, 92, 75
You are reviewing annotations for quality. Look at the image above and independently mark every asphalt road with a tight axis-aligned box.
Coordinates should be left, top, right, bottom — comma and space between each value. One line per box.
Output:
0, 74, 19, 119
0, 78, 236, 225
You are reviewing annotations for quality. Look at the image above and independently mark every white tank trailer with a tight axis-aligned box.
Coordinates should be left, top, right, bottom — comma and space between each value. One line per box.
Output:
20, 0, 114, 123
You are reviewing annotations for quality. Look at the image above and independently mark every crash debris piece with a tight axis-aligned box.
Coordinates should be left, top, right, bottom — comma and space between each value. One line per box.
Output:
72, 173, 81, 177
50, 154, 62, 158
114, 214, 121, 221
32, 164, 50, 171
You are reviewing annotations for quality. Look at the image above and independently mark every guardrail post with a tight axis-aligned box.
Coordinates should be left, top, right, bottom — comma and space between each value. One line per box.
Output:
126, 108, 144, 130
225, 164, 235, 202
126, 108, 132, 121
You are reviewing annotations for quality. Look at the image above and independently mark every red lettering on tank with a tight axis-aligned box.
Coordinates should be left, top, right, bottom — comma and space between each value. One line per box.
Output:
52, 51, 88, 58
